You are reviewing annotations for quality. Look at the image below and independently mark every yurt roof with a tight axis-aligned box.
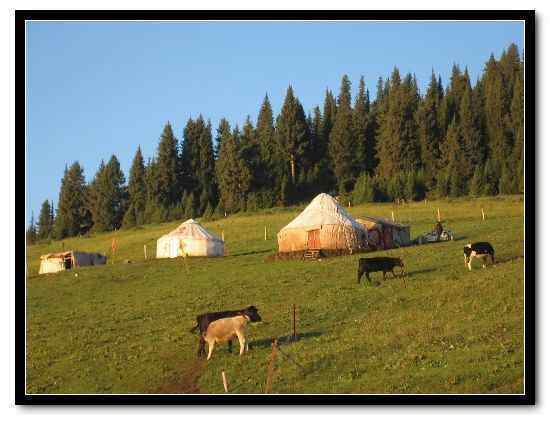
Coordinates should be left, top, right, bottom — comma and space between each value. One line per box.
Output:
280, 193, 364, 232
164, 219, 222, 241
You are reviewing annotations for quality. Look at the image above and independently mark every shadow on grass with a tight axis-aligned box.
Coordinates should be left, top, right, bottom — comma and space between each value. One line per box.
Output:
249, 331, 324, 349
231, 248, 274, 257
404, 268, 438, 278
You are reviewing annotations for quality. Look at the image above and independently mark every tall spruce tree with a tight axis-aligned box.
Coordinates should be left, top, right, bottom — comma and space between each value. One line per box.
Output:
352, 76, 370, 177
458, 85, 485, 179
482, 54, 508, 177
329, 74, 356, 193
37, 199, 54, 240
123, 146, 147, 227
510, 72, 524, 193
322, 89, 337, 146
88, 155, 127, 231
156, 122, 179, 208
256, 94, 277, 196
275, 86, 309, 193
197, 119, 218, 213
376, 68, 421, 179
215, 121, 252, 212
54, 162, 91, 238
417, 70, 442, 188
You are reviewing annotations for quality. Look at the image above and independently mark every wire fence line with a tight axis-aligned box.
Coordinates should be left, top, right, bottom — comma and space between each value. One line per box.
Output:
220, 336, 309, 394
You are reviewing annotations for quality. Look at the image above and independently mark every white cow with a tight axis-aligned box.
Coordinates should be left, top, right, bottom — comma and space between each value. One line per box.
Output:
204, 315, 253, 360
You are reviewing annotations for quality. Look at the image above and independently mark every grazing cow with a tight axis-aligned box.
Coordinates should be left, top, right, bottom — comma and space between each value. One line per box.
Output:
190, 306, 261, 358
357, 257, 405, 284
464, 242, 495, 270
203, 309, 263, 360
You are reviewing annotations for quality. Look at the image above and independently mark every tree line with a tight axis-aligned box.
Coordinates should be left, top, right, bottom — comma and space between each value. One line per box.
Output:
27, 43, 524, 243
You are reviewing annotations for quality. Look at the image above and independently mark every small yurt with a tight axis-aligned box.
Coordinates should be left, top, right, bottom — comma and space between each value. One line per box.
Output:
156, 219, 224, 258
39, 251, 107, 274
356, 217, 411, 250
277, 193, 367, 253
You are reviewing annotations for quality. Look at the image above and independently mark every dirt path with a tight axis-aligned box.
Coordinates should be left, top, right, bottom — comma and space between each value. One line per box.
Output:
156, 359, 205, 394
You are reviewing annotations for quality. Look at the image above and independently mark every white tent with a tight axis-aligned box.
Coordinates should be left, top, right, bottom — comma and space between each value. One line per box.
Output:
38, 251, 107, 274
277, 193, 367, 252
156, 219, 224, 258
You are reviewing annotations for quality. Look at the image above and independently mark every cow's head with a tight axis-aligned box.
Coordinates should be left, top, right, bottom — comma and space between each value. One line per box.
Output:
464, 245, 473, 264
243, 305, 262, 322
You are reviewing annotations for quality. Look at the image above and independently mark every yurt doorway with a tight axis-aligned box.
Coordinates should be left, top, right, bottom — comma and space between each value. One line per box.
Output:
307, 229, 321, 250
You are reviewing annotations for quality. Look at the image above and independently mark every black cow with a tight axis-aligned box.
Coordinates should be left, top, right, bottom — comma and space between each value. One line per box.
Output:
357, 257, 405, 284
464, 242, 495, 270
190, 306, 262, 358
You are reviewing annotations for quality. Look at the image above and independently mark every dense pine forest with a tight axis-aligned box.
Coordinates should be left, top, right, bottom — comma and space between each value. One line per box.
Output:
27, 43, 524, 243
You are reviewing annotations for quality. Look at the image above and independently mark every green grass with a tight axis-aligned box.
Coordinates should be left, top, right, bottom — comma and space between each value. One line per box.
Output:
25, 196, 525, 394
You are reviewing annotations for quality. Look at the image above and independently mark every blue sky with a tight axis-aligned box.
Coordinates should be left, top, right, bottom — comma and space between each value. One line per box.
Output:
26, 20, 524, 223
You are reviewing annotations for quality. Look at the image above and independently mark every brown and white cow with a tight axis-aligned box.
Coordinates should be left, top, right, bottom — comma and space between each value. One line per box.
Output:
203, 309, 262, 360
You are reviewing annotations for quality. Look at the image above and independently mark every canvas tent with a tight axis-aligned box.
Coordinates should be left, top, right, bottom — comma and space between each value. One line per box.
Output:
277, 193, 367, 253
156, 219, 224, 258
356, 217, 411, 250
38, 251, 107, 275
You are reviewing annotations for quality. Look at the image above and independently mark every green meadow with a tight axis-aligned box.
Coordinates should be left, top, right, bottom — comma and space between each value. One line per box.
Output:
25, 196, 525, 394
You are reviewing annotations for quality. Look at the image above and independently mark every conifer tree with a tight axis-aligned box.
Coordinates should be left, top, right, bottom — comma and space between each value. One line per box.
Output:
256, 94, 277, 196
322, 89, 337, 146
215, 121, 251, 212
275, 86, 309, 189
458, 85, 484, 179
156, 122, 179, 208
197, 119, 218, 213
469, 165, 486, 196
123, 146, 147, 227
54, 162, 91, 238
510, 72, 524, 193
482, 54, 508, 174
352, 76, 370, 177
329, 74, 356, 193
27, 212, 37, 245
376, 68, 421, 179
37, 199, 54, 240
88, 155, 127, 231
417, 71, 441, 188
143, 157, 162, 223
239, 116, 261, 193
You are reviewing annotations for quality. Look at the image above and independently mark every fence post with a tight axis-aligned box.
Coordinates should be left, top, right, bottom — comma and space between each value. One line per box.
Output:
293, 304, 297, 341
221, 370, 229, 393
265, 339, 278, 394
144, 245, 147, 260
437, 208, 441, 222
222, 230, 225, 241
482, 208, 486, 221
391, 211, 395, 222
264, 226, 267, 241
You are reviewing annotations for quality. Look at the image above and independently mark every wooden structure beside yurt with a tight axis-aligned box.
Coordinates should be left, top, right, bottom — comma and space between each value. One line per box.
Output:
277, 193, 368, 253
156, 219, 224, 258
38, 251, 107, 275
356, 217, 411, 250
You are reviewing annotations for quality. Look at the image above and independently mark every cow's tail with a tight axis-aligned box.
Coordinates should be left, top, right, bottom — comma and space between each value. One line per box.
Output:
189, 323, 199, 334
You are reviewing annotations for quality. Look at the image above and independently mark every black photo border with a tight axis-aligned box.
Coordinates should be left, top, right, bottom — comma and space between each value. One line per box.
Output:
15, 9, 536, 406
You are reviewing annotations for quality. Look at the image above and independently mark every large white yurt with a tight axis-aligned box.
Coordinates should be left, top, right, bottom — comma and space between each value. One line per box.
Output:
156, 219, 224, 258
277, 193, 367, 253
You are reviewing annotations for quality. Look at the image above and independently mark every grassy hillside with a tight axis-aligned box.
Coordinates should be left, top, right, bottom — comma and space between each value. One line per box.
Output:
25, 196, 525, 394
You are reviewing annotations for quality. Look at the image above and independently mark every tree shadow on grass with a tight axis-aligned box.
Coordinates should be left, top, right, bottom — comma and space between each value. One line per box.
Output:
249, 331, 324, 350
